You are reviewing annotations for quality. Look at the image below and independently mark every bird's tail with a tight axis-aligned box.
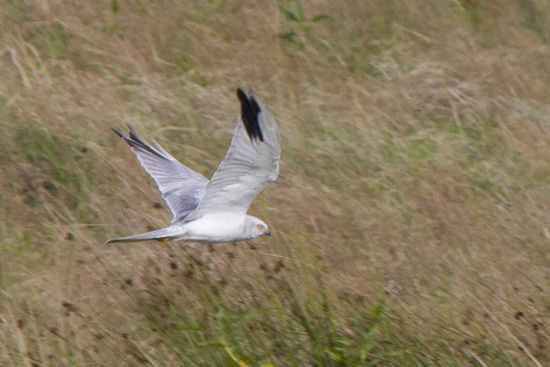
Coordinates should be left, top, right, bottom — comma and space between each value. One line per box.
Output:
105, 226, 183, 244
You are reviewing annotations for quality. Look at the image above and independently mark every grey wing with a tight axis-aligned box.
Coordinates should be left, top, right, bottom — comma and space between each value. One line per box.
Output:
113, 124, 209, 223
186, 88, 280, 221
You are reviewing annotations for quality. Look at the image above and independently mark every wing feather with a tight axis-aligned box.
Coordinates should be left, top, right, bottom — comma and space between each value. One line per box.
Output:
113, 124, 209, 223
186, 89, 280, 221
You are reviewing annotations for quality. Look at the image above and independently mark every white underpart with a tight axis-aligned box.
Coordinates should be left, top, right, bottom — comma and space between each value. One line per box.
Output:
177, 213, 246, 242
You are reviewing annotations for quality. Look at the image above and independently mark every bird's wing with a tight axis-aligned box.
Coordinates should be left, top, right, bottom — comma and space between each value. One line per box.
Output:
113, 124, 209, 223
185, 88, 280, 221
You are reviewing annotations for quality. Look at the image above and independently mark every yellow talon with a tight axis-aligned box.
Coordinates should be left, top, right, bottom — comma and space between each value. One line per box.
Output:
156, 237, 171, 242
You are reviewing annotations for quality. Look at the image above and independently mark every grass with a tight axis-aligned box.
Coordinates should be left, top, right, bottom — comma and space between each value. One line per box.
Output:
1, 0, 550, 366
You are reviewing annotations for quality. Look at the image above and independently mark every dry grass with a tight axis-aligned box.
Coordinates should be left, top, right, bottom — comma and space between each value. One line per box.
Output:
1, 0, 550, 366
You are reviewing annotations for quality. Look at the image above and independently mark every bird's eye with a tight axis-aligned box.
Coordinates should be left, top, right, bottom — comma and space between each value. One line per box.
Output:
257, 224, 263, 230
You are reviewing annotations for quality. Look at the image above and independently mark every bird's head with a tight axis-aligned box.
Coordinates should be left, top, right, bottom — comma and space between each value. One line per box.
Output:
245, 216, 271, 239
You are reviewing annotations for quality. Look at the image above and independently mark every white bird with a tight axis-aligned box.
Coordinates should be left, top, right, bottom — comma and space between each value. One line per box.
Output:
106, 88, 280, 243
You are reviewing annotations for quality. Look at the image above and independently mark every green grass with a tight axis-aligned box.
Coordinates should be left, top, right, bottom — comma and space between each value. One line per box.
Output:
1, 0, 550, 366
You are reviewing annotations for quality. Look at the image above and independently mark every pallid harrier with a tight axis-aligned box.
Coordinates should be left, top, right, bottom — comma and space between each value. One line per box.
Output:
106, 88, 279, 243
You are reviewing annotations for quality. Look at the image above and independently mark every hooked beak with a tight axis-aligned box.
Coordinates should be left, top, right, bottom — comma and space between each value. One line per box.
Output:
265, 230, 271, 236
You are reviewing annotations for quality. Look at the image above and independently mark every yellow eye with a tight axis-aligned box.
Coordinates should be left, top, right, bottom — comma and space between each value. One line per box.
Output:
257, 224, 263, 230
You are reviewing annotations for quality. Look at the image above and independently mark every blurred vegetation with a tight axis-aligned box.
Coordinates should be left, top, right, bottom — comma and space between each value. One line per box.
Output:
1, 0, 549, 366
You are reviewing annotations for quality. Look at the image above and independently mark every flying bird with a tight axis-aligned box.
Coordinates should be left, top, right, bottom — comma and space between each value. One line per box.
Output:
106, 88, 280, 243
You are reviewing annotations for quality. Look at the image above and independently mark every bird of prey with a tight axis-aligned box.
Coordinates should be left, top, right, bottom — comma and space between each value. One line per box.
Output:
106, 88, 280, 243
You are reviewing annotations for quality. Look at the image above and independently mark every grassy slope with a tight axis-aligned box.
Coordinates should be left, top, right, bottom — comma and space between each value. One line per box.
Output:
1, 0, 549, 366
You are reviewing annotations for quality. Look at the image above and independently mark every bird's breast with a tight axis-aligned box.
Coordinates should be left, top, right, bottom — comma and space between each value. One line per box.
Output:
182, 213, 246, 242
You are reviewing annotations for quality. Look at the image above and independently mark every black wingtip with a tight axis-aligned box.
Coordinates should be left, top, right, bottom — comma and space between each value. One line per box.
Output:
112, 127, 124, 138
237, 88, 263, 142
112, 124, 168, 160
